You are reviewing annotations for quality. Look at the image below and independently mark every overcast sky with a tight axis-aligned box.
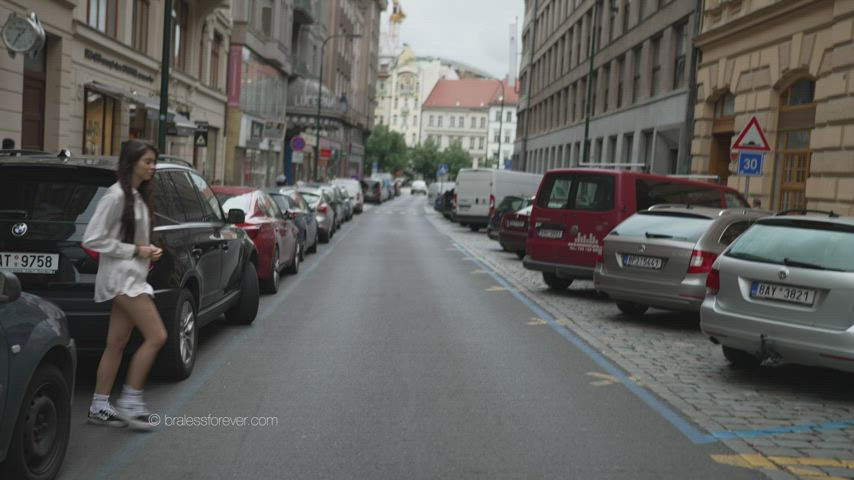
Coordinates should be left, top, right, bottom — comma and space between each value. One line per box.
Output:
379, 0, 525, 79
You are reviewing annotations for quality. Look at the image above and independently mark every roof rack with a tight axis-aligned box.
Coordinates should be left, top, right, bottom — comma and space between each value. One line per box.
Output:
775, 209, 840, 218
647, 203, 695, 210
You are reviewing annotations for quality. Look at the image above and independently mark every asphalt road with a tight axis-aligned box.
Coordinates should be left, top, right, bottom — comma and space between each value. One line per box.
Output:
59, 193, 759, 480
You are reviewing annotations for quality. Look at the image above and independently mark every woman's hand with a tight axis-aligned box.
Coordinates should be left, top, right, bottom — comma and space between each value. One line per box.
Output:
137, 245, 163, 261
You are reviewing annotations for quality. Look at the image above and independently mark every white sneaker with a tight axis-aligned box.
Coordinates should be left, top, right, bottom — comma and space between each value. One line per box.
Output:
116, 399, 156, 432
88, 403, 128, 428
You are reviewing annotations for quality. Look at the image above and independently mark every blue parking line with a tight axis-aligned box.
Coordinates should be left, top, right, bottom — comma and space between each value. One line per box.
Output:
711, 420, 854, 440
93, 225, 358, 480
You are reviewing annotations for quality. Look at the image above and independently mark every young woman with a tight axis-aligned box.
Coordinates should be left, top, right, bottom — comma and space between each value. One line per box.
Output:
83, 139, 167, 431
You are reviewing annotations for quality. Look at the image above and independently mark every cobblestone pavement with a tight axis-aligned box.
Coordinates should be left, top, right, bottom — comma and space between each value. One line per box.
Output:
424, 206, 854, 480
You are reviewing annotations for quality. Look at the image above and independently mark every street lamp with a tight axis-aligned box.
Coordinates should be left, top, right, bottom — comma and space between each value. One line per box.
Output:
314, 32, 362, 181
493, 79, 506, 169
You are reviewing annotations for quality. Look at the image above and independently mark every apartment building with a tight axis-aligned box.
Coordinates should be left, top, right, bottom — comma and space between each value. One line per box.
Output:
514, 0, 696, 175
691, 0, 854, 213
486, 81, 518, 168
1, 0, 230, 181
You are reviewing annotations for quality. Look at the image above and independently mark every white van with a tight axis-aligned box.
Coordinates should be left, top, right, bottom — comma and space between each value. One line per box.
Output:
454, 169, 542, 231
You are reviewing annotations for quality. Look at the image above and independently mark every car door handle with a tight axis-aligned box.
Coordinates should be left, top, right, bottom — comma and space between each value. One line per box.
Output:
192, 247, 203, 257
221, 243, 229, 251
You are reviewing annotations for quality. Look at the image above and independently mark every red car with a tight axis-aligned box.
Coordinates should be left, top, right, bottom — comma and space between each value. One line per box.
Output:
213, 186, 300, 293
499, 205, 533, 260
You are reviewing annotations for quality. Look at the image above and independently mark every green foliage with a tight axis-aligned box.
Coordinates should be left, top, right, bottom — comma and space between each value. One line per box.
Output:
441, 141, 473, 180
366, 125, 408, 174
410, 138, 442, 180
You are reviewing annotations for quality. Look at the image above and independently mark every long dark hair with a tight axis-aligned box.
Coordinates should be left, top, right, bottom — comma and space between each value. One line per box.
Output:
117, 139, 158, 243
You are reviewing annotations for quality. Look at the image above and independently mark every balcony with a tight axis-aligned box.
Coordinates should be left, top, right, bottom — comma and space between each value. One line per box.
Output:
294, 0, 315, 25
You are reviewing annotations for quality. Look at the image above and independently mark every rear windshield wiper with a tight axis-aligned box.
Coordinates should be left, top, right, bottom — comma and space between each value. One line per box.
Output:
0, 209, 28, 219
783, 257, 845, 272
645, 232, 674, 239
726, 252, 778, 264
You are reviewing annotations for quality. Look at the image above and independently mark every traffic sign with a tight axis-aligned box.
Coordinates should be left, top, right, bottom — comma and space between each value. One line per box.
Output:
290, 135, 306, 152
733, 116, 771, 151
436, 163, 449, 177
737, 151, 764, 177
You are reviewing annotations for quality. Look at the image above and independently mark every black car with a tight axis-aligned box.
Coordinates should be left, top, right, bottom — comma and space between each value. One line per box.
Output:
0, 271, 75, 480
267, 188, 319, 256
0, 155, 260, 380
487, 196, 533, 242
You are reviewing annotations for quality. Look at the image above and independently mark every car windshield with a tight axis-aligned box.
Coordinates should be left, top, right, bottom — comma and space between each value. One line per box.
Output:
0, 168, 112, 223
726, 221, 854, 272
610, 212, 714, 243
216, 193, 253, 215
497, 196, 523, 211
300, 192, 321, 208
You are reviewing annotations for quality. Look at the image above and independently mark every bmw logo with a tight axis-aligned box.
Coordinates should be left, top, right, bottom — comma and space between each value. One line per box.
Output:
11, 223, 27, 237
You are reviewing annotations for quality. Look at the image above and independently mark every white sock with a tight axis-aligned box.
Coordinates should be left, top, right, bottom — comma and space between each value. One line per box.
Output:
91, 393, 110, 413
119, 385, 147, 413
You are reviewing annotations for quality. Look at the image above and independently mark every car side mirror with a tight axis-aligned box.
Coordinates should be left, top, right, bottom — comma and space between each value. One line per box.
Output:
285, 210, 298, 220
227, 208, 245, 224
0, 270, 22, 303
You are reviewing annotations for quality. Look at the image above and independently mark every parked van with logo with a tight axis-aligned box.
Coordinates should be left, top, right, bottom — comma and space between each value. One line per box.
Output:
524, 169, 749, 290
455, 169, 542, 232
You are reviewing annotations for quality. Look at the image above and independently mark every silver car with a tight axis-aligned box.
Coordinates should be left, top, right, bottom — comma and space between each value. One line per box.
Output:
298, 188, 336, 243
701, 212, 854, 373
594, 205, 769, 315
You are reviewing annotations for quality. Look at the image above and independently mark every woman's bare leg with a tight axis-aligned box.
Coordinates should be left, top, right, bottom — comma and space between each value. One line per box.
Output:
94, 301, 134, 395
113, 294, 167, 389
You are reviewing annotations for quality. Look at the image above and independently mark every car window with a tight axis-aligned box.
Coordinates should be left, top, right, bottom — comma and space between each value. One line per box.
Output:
497, 196, 522, 211
725, 191, 749, 208
636, 179, 725, 210
719, 221, 750, 245
537, 174, 573, 209
726, 221, 854, 272
152, 172, 182, 226
611, 212, 715, 243
217, 192, 254, 217
300, 192, 321, 208
168, 171, 206, 223
0, 168, 112, 223
271, 194, 291, 213
572, 174, 615, 211
261, 193, 281, 218
189, 172, 224, 223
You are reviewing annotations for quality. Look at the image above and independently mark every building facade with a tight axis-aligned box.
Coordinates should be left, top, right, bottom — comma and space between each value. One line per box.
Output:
691, 0, 854, 213
514, 0, 697, 175
421, 78, 511, 168
1, 0, 230, 182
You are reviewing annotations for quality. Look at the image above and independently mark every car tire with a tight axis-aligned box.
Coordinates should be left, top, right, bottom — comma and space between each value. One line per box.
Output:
516, 251, 525, 260
158, 288, 197, 380
319, 229, 330, 244
225, 262, 260, 325
309, 232, 319, 252
722, 346, 760, 369
542, 272, 573, 290
286, 244, 300, 274
616, 301, 648, 316
2, 363, 71, 480
298, 239, 306, 261
469, 225, 480, 232
261, 248, 280, 294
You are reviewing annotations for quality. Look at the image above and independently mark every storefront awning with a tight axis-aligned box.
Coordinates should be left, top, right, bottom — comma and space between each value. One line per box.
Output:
87, 81, 195, 136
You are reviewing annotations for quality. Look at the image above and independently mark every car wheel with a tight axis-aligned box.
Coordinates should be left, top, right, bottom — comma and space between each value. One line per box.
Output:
299, 239, 306, 261
515, 251, 525, 260
225, 262, 260, 325
309, 231, 319, 252
469, 225, 480, 232
542, 272, 573, 290
319, 229, 330, 244
722, 346, 760, 369
286, 244, 300, 274
1, 364, 70, 480
616, 301, 648, 316
261, 248, 280, 294
158, 289, 197, 380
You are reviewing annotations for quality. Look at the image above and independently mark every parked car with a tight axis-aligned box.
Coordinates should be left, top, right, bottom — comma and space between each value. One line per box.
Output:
411, 180, 428, 195
455, 168, 542, 232
440, 188, 457, 220
487, 195, 533, 241
499, 205, 534, 259
593, 205, 768, 316
701, 211, 854, 373
299, 187, 336, 243
0, 271, 75, 480
214, 186, 301, 293
428, 180, 455, 205
333, 185, 354, 221
0, 154, 260, 380
332, 178, 364, 213
267, 188, 319, 256
524, 169, 750, 291
361, 179, 385, 204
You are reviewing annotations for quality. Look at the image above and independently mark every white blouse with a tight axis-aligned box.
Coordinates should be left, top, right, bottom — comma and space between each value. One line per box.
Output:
82, 183, 154, 303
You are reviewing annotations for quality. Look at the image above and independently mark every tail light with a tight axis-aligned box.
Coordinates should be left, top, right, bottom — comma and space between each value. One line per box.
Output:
240, 224, 261, 240
489, 194, 495, 217
706, 269, 720, 295
83, 246, 100, 263
688, 250, 718, 274
317, 203, 329, 214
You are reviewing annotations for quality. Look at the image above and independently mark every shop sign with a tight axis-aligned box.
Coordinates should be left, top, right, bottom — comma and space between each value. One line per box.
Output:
84, 49, 154, 82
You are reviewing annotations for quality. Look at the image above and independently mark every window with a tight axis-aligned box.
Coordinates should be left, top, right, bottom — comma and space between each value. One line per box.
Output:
495, 110, 501, 121
189, 172, 224, 222
168, 171, 206, 222
775, 79, 816, 210
394, 98, 398, 108
622, 0, 631, 32
88, 0, 118, 37
719, 221, 750, 245
412, 133, 416, 144
171, 0, 190, 71
152, 173, 181, 226
438, 116, 443, 127
782, 79, 815, 106
471, 117, 477, 128
504, 134, 510, 143
608, 136, 617, 163
506, 111, 512, 122
635, 179, 727, 210
602, 65, 610, 112
573, 174, 615, 211
392, 115, 397, 125
469, 137, 475, 148
83, 90, 119, 155
594, 138, 603, 162
609, 0, 618, 40
132, 0, 150, 52
538, 174, 573, 209
210, 34, 223, 88
478, 137, 484, 149
643, 130, 654, 165
632, 47, 641, 103
651, 36, 661, 97
429, 115, 434, 127
616, 56, 625, 108
459, 116, 464, 127
480, 117, 486, 128
674, 25, 687, 89
714, 93, 735, 118
624, 133, 634, 163
591, 71, 598, 115
450, 116, 455, 128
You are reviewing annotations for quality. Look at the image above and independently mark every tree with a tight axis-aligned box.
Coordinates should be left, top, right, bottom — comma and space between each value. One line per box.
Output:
410, 138, 441, 180
441, 141, 473, 180
366, 125, 407, 174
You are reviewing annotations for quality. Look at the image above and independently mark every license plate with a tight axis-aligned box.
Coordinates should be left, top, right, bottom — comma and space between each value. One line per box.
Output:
622, 254, 663, 270
0, 252, 60, 274
507, 220, 526, 228
537, 229, 563, 239
750, 282, 816, 306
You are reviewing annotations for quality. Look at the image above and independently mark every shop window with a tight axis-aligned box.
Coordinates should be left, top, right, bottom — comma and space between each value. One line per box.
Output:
83, 91, 119, 155
88, 0, 118, 38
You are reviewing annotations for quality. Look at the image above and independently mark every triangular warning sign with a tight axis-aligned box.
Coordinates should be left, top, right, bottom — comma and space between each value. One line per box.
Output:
732, 116, 770, 151
195, 135, 206, 146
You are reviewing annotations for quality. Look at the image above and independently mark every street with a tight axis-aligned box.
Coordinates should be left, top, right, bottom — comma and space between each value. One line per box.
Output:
61, 194, 759, 479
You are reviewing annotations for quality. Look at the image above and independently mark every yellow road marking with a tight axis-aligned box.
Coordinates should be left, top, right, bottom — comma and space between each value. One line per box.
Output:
712, 454, 854, 479
485, 286, 507, 292
586, 372, 619, 386
527, 317, 547, 326
470, 269, 488, 274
